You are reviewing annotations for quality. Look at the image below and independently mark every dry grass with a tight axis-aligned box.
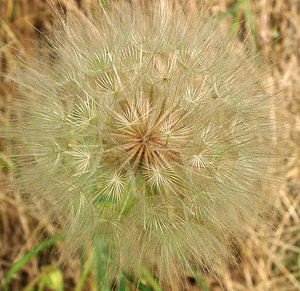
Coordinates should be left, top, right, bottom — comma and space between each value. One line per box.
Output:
0, 0, 299, 290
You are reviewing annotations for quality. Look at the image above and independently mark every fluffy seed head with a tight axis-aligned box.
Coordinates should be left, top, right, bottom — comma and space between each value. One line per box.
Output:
10, 0, 279, 284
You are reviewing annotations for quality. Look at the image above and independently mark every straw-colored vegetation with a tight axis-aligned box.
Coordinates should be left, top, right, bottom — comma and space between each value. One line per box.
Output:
0, 0, 299, 290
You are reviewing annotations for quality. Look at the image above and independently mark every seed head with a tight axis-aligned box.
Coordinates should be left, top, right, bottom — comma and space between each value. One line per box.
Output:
11, 0, 279, 285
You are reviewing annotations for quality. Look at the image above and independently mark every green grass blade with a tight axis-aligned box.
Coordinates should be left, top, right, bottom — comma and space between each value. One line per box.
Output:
98, 0, 108, 8
217, 0, 242, 20
140, 266, 161, 291
243, 0, 259, 49
8, 0, 18, 22
75, 250, 94, 291
189, 267, 209, 291
117, 276, 130, 291
93, 244, 111, 291
2, 233, 63, 291
123, 271, 151, 291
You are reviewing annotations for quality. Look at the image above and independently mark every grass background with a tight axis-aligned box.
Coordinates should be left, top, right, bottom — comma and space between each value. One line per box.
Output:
0, 0, 299, 290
